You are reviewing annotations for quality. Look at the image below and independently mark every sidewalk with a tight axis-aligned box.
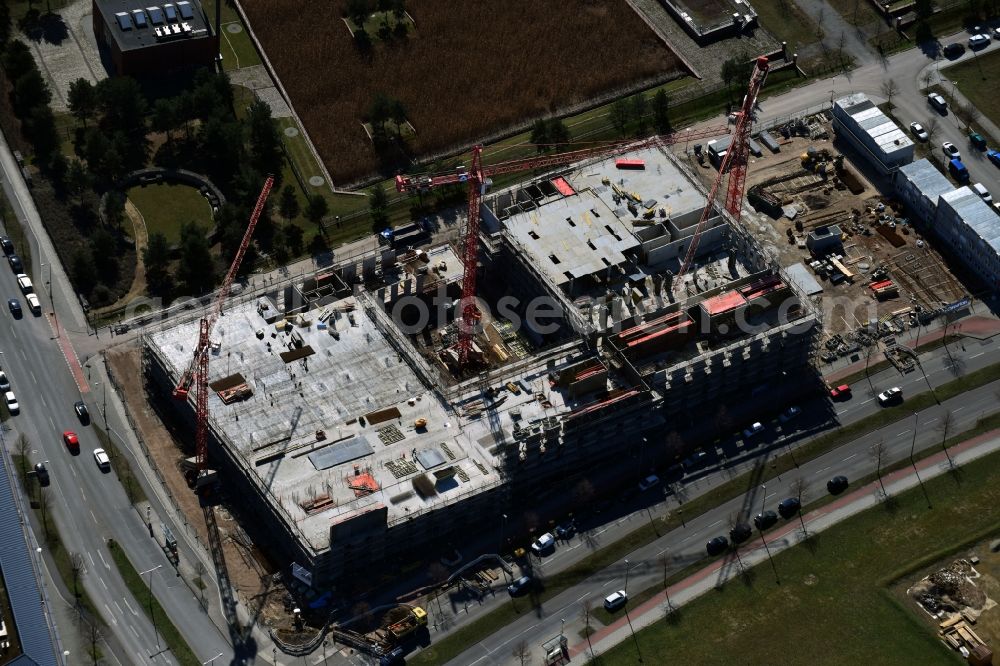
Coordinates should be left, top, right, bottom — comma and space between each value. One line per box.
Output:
572, 426, 1000, 660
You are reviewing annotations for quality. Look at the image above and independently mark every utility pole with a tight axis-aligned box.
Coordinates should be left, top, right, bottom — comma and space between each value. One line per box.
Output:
622, 559, 643, 663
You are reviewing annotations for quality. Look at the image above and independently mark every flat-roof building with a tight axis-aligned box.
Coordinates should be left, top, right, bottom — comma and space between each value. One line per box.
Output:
93, 0, 215, 76
832, 93, 914, 174
934, 187, 1000, 292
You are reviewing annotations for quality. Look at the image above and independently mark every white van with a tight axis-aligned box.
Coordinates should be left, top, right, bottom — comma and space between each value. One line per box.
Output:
972, 182, 992, 203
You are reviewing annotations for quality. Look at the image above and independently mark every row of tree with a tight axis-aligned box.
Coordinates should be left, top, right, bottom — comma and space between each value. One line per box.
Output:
349, 0, 409, 51
609, 88, 672, 138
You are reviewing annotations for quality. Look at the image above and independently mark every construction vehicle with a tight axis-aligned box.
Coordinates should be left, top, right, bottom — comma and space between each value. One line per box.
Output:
395, 126, 730, 369
379, 606, 428, 643
329, 606, 427, 658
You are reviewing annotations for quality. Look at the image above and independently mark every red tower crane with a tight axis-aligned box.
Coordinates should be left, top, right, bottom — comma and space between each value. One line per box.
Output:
174, 176, 274, 484
677, 56, 769, 280
395, 126, 729, 367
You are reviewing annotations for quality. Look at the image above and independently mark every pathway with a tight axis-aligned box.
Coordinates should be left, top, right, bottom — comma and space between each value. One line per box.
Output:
93, 198, 148, 318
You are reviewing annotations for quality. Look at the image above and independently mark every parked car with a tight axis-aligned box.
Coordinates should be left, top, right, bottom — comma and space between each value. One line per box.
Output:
909, 122, 929, 141
988, 149, 1000, 167
928, 92, 949, 111
877, 386, 903, 405
25, 293, 40, 315
0, 372, 9, 391
970, 132, 988, 151
0, 236, 13, 255
555, 521, 576, 539
7, 298, 20, 318
827, 475, 849, 495
682, 450, 709, 470
507, 575, 533, 596
969, 33, 990, 49
15, 273, 32, 294
4, 391, 18, 414
638, 474, 660, 491
778, 406, 801, 423
603, 590, 628, 611
778, 497, 801, 519
706, 536, 729, 556
74, 401, 90, 424
531, 532, 556, 555
942, 142, 961, 160
829, 384, 851, 399
7, 254, 22, 273
729, 523, 753, 544
942, 43, 965, 58
754, 510, 778, 530
993, 26, 1000, 40
63, 431, 80, 453
93, 448, 111, 471
742, 422, 764, 438
34, 462, 49, 486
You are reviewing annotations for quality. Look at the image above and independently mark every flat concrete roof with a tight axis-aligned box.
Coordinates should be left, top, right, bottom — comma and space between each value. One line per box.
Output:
95, 0, 211, 51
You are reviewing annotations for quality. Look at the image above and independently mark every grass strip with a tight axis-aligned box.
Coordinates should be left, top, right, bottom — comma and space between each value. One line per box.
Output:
107, 539, 199, 666
831, 335, 950, 387
409, 360, 1000, 664
93, 424, 149, 506
596, 436, 1000, 664
0, 189, 31, 273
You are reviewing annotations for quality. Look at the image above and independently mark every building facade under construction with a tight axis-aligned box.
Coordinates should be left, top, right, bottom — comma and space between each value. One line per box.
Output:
141, 144, 821, 589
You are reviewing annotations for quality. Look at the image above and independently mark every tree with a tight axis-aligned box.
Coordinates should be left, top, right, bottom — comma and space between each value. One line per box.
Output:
67, 78, 98, 127
923, 116, 940, 143
90, 228, 119, 285
609, 98, 630, 137
958, 100, 981, 130
143, 231, 173, 298
71, 247, 98, 294
652, 89, 671, 133
347, 0, 370, 26
151, 97, 178, 145
247, 100, 284, 182
38, 486, 52, 542
86, 618, 102, 665
177, 221, 217, 294
881, 80, 899, 112
2, 40, 35, 81
548, 118, 570, 147
0, 2, 11, 46
511, 640, 531, 666
15, 434, 30, 481
870, 439, 888, 498
102, 191, 125, 229
70, 552, 85, 598
914, 0, 934, 19
721, 58, 741, 97
278, 185, 300, 220
790, 478, 808, 535
937, 409, 955, 467
530, 119, 550, 152
631, 93, 649, 136
369, 183, 389, 229
23, 102, 58, 165
306, 194, 329, 225
13, 69, 52, 115
284, 223, 304, 256
389, 98, 407, 139
391, 0, 406, 19
580, 598, 595, 655
368, 93, 391, 134
354, 27, 373, 54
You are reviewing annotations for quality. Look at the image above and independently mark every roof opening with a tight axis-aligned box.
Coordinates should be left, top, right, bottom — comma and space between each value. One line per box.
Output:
566, 217, 576, 227
528, 230, 539, 240
549, 254, 561, 265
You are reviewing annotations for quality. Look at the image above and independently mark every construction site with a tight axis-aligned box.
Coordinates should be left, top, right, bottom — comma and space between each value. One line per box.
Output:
133, 58, 824, 594
679, 108, 968, 372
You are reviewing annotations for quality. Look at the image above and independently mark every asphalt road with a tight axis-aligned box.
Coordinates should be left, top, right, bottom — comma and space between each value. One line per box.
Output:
439, 336, 1000, 666
0, 141, 235, 665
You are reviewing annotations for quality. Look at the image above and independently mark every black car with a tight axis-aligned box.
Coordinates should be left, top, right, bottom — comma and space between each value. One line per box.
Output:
507, 575, 534, 596
8, 298, 21, 317
827, 475, 849, 495
74, 401, 90, 424
555, 521, 576, 540
706, 536, 729, 556
729, 523, 753, 544
943, 42, 965, 58
34, 463, 50, 486
0, 237, 12, 255
754, 510, 778, 530
777, 497, 801, 519
8, 254, 22, 273
682, 450, 709, 471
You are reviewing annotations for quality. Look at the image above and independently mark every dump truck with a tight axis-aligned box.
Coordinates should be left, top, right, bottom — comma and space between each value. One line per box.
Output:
375, 607, 427, 645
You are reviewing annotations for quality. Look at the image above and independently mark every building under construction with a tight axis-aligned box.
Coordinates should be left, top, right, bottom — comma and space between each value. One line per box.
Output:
142, 144, 821, 588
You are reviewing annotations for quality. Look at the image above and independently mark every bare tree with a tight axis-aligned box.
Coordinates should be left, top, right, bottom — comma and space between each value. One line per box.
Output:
15, 433, 30, 481
957, 100, 981, 130
38, 486, 52, 543
88, 619, 102, 665
881, 80, 900, 112
580, 598, 595, 655
863, 338, 879, 395
512, 639, 532, 665
924, 116, 940, 143
870, 439, 888, 498
726, 512, 746, 573
70, 552, 85, 599
791, 478, 808, 536
658, 550, 674, 611
937, 409, 955, 467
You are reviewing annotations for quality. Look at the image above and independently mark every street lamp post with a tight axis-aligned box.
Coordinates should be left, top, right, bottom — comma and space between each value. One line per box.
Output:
139, 564, 163, 649
622, 559, 643, 663
202, 653, 224, 666
498, 513, 510, 584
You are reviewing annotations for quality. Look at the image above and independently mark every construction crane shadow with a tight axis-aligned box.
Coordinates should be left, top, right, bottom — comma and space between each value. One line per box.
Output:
200, 496, 258, 662
714, 454, 767, 588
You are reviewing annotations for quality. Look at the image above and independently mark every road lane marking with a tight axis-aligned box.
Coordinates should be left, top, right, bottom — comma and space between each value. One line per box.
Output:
954, 407, 965, 412
971, 352, 985, 358
816, 466, 831, 475
80, 488, 87, 501
104, 603, 118, 625
129, 625, 139, 638
100, 578, 107, 590
123, 598, 137, 616
843, 453, 857, 461
897, 429, 911, 437
47, 416, 54, 430
98, 550, 109, 570
708, 520, 721, 528
19, 349, 26, 361
115, 601, 123, 615
29, 369, 36, 384
90, 509, 98, 524
766, 492, 776, 500
926, 418, 939, 425
88, 552, 95, 566
70, 466, 76, 478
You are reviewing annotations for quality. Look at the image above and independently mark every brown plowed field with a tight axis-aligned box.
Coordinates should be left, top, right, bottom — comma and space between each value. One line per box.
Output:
241, 0, 683, 183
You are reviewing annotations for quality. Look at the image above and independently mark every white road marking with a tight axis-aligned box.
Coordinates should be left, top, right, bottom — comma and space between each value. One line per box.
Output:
971, 352, 985, 358
954, 407, 965, 412
123, 598, 138, 616
104, 603, 118, 625
19, 348, 25, 361
766, 492, 776, 500
29, 369, 36, 384
897, 429, 911, 437
70, 466, 76, 478
843, 453, 857, 461
100, 578, 108, 590
926, 418, 939, 425
47, 416, 54, 430
88, 552, 95, 566
816, 466, 831, 475
98, 550, 109, 570
90, 509, 98, 524
115, 601, 123, 615
129, 625, 139, 638
80, 488, 86, 501
707, 520, 721, 528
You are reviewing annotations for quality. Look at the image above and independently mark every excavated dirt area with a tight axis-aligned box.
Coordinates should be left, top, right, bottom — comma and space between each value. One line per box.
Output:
105, 343, 290, 629
679, 114, 967, 337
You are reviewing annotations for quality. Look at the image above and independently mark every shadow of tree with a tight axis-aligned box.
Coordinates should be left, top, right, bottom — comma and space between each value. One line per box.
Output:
20, 10, 70, 45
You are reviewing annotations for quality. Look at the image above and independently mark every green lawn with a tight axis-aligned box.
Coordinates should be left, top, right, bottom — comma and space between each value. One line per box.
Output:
107, 540, 200, 666
597, 449, 1000, 665
753, 0, 823, 53
127, 183, 213, 245
942, 48, 1000, 127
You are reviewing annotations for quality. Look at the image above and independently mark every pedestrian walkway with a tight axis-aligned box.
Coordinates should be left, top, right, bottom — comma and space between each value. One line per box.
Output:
571, 425, 1000, 659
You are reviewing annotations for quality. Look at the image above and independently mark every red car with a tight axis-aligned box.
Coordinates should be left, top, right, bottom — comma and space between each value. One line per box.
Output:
829, 384, 852, 399
63, 431, 80, 453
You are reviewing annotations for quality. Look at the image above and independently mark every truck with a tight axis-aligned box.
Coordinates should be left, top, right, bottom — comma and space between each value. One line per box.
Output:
375, 606, 428, 645
948, 158, 969, 182
379, 222, 428, 249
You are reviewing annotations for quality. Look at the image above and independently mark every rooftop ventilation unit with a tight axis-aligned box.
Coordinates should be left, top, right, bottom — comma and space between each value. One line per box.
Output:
115, 12, 133, 30
132, 10, 148, 27
163, 3, 177, 20
177, 1, 194, 19
147, 6, 165, 24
